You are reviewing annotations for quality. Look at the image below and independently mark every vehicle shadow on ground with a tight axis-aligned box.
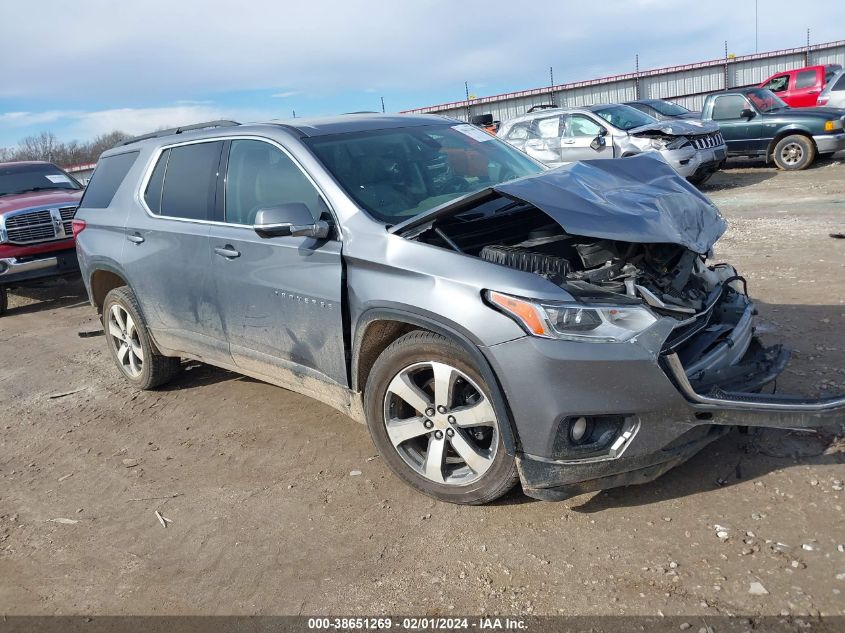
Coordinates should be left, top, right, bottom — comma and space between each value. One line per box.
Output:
572, 426, 841, 513
3, 277, 89, 317
702, 166, 777, 192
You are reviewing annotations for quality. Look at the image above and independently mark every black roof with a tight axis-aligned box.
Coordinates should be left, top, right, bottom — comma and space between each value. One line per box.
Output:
267, 113, 455, 137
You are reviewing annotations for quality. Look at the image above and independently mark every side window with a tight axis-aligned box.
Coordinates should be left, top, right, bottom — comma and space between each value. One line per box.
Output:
833, 74, 845, 91
763, 75, 790, 92
534, 116, 561, 139
143, 149, 169, 214
158, 141, 223, 221
506, 123, 530, 141
711, 95, 750, 121
795, 70, 817, 89
568, 114, 604, 137
225, 139, 324, 226
78, 151, 139, 209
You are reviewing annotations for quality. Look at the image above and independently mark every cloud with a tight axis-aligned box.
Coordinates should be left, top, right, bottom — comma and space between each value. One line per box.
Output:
271, 91, 300, 99
4, 0, 840, 105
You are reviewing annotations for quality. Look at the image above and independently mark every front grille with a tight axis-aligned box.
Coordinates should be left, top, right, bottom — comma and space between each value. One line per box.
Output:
690, 131, 724, 150
2, 206, 76, 245
59, 206, 77, 236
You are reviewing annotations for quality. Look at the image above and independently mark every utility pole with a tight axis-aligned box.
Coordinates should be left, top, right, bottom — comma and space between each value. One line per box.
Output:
381, 96, 385, 113
635, 54, 640, 100
292, 110, 296, 118
724, 41, 729, 90
549, 66, 555, 106
805, 28, 810, 65
465, 81, 471, 121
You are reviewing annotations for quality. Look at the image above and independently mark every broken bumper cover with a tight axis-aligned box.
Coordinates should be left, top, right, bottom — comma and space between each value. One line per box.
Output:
485, 306, 845, 502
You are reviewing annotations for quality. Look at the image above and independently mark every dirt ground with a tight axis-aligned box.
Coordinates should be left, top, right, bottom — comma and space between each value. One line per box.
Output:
1, 155, 844, 618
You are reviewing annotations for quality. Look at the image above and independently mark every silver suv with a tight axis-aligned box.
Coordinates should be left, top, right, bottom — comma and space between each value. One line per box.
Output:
74, 115, 843, 504
497, 104, 726, 185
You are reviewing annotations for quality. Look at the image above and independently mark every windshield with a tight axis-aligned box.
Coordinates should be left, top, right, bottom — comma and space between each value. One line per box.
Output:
0, 163, 82, 197
649, 100, 690, 116
592, 104, 657, 130
304, 124, 542, 224
745, 88, 789, 112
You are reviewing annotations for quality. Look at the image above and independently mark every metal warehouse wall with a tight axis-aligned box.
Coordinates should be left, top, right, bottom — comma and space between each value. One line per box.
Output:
403, 40, 845, 122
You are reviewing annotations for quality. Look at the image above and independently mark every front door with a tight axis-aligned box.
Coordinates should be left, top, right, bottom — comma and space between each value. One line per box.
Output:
122, 140, 229, 363
210, 138, 347, 387
710, 95, 762, 154
560, 114, 613, 161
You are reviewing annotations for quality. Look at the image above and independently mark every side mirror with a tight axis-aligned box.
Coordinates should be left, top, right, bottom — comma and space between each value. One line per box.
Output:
253, 203, 330, 239
590, 135, 607, 150
598, 127, 608, 136
740, 108, 756, 119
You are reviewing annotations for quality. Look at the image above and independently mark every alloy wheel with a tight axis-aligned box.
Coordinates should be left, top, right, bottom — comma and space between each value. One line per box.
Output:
780, 142, 804, 166
383, 361, 499, 485
107, 304, 144, 378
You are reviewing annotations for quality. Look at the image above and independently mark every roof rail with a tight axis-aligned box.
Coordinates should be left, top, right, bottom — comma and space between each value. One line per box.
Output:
118, 120, 241, 146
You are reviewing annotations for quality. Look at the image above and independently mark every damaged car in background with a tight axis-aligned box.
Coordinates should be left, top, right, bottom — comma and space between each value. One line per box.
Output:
497, 103, 726, 185
75, 115, 844, 505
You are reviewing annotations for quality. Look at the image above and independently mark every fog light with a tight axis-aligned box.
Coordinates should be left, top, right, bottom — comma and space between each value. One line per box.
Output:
570, 417, 589, 443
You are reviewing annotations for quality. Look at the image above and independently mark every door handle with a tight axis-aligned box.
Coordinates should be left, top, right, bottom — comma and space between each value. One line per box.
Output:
126, 233, 145, 244
562, 139, 576, 144
214, 245, 241, 259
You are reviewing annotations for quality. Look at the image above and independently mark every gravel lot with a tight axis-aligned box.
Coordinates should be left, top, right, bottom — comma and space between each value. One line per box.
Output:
1, 155, 844, 618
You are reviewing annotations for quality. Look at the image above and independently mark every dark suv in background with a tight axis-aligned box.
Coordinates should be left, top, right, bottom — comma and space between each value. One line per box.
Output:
74, 116, 844, 504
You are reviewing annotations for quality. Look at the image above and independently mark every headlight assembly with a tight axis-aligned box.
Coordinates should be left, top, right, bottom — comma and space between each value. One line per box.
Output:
487, 290, 657, 343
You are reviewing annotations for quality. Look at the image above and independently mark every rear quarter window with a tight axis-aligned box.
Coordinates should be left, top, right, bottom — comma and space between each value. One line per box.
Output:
78, 151, 140, 209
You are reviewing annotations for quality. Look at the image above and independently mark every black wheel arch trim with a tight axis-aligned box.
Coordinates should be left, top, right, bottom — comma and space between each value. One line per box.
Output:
353, 306, 522, 455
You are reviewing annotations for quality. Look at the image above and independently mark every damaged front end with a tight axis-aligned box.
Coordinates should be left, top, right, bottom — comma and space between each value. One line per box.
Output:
392, 154, 845, 432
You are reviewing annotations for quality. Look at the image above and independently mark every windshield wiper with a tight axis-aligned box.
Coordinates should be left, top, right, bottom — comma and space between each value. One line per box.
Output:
6, 186, 76, 195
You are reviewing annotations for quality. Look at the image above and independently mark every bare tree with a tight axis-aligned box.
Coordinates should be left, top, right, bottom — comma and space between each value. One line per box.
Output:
1, 130, 131, 166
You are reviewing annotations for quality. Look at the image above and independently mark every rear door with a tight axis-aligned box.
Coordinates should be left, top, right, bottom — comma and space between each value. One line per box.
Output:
209, 138, 347, 386
122, 140, 229, 363
710, 95, 762, 154
791, 69, 823, 107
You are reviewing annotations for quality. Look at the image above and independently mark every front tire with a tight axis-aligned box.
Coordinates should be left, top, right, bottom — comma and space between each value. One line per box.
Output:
364, 331, 518, 505
102, 286, 180, 389
773, 135, 815, 170
0, 286, 7, 316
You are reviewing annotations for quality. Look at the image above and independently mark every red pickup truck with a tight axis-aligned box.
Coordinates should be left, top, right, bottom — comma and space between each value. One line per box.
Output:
0, 161, 84, 315
759, 64, 843, 108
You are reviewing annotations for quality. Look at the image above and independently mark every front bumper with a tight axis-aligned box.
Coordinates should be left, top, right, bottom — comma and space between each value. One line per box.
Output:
813, 132, 845, 154
0, 248, 79, 286
483, 293, 845, 502
659, 144, 727, 179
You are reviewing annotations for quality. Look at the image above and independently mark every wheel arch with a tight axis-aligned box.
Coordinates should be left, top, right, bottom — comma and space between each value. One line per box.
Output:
89, 265, 131, 314
352, 308, 521, 454
766, 126, 816, 160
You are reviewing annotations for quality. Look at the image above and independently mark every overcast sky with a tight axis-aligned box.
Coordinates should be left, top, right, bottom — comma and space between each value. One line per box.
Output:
1, 0, 842, 148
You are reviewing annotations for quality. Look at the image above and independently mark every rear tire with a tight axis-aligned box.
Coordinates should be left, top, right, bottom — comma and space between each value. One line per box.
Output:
102, 286, 180, 389
772, 135, 815, 170
364, 330, 518, 505
0, 286, 7, 316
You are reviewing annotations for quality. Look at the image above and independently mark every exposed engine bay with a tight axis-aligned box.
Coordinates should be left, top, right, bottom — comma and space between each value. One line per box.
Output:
411, 200, 785, 395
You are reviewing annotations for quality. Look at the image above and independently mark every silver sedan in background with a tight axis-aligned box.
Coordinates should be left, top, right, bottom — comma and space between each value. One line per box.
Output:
497, 104, 726, 185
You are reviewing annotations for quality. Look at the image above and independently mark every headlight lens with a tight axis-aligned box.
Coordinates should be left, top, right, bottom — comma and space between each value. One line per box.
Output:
487, 291, 658, 343
648, 138, 669, 150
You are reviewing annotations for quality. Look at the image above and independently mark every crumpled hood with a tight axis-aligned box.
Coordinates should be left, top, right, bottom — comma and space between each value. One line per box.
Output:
495, 154, 726, 254
629, 118, 719, 136
392, 153, 727, 255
